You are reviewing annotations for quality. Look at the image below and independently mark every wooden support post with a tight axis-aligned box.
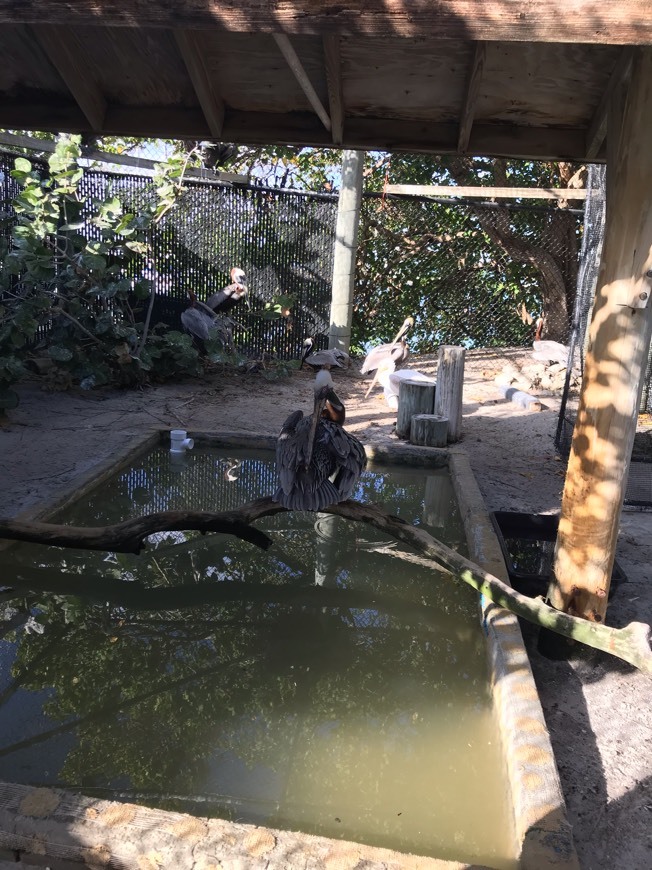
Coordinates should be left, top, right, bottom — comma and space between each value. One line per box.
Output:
396, 380, 436, 439
410, 414, 449, 447
434, 346, 466, 442
549, 48, 652, 622
329, 150, 364, 353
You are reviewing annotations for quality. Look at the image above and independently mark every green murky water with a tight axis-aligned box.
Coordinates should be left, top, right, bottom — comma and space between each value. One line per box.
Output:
0, 447, 516, 867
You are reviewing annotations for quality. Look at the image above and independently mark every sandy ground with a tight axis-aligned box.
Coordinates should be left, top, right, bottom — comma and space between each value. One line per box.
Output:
0, 347, 650, 870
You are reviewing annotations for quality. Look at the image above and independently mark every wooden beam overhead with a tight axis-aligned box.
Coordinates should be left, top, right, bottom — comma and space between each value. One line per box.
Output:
272, 33, 331, 133
0, 103, 593, 162
31, 25, 106, 131
457, 41, 486, 153
174, 29, 225, 139
4, 2, 652, 44
585, 47, 634, 160
323, 35, 344, 145
385, 184, 587, 200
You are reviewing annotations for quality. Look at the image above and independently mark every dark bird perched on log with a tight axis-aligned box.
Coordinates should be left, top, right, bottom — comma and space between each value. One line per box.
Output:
273, 371, 367, 511
205, 267, 248, 314
361, 316, 414, 397
300, 337, 351, 370
180, 291, 233, 354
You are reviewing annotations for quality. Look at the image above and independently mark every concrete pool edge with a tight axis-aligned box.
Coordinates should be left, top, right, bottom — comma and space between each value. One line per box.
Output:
0, 431, 578, 869
447, 448, 579, 870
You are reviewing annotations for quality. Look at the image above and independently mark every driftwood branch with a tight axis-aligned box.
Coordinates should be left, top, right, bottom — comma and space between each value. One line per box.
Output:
0, 509, 277, 554
2, 497, 650, 673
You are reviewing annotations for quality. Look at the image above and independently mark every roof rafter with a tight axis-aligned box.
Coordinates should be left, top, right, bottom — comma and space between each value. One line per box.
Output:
323, 35, 344, 145
273, 33, 332, 133
457, 41, 486, 153
174, 29, 225, 139
31, 24, 106, 131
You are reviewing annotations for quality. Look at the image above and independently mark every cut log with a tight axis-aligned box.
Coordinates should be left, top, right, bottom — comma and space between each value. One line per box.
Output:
498, 385, 543, 412
396, 379, 436, 438
410, 414, 449, 447
434, 345, 465, 442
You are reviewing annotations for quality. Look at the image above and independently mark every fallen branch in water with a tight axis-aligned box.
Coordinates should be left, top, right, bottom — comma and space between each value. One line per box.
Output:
0, 509, 276, 554
1, 497, 650, 673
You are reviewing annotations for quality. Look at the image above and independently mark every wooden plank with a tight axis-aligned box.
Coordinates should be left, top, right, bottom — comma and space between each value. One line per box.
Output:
2, 2, 652, 45
323, 34, 344, 145
0, 131, 246, 182
0, 102, 593, 161
31, 24, 106, 130
549, 48, 652, 622
174, 29, 225, 138
273, 33, 331, 131
585, 46, 634, 160
457, 41, 486, 153
385, 184, 587, 200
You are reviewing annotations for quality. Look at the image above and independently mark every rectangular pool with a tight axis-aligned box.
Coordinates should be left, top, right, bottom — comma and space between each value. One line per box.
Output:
0, 444, 517, 868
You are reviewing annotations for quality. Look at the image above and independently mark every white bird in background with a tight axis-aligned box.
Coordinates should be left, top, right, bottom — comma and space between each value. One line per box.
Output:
205, 267, 248, 314
361, 316, 414, 397
273, 370, 366, 511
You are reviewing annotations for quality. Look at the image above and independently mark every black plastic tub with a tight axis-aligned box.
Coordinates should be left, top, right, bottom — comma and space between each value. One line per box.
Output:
490, 511, 626, 598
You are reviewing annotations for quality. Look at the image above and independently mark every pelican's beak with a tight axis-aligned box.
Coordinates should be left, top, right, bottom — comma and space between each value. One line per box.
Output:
305, 391, 327, 468
398, 317, 414, 340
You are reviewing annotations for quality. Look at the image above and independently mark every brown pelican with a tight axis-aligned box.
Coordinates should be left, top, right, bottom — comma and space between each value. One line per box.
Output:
180, 291, 233, 354
300, 338, 351, 370
361, 316, 414, 398
205, 267, 248, 314
273, 371, 366, 511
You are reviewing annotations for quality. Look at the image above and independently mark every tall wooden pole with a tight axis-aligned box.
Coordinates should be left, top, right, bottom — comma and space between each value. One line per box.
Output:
329, 150, 364, 353
548, 49, 652, 622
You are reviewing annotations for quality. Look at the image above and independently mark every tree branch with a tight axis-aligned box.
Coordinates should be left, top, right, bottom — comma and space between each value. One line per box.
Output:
2, 497, 650, 673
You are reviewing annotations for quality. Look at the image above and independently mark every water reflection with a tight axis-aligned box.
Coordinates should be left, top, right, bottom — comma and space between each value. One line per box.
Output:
0, 449, 515, 868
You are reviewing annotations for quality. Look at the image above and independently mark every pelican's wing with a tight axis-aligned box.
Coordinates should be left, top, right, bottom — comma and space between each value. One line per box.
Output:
275, 415, 342, 511
275, 410, 306, 495
304, 350, 345, 368
360, 343, 391, 374
321, 422, 367, 501
181, 308, 212, 341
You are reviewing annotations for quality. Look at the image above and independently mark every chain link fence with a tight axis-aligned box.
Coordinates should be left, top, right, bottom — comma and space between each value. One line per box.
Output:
357, 192, 581, 352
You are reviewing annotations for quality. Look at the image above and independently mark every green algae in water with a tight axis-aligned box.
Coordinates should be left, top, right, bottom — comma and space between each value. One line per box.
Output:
0, 447, 517, 868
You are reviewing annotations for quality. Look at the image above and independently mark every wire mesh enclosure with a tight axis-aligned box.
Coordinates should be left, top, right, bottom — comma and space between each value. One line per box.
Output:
358, 193, 582, 351
555, 165, 652, 440
76, 170, 338, 360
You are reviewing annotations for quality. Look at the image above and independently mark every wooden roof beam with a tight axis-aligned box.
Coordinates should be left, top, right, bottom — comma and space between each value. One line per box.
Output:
273, 33, 331, 133
585, 47, 634, 160
0, 104, 591, 162
5, 3, 652, 45
457, 41, 486, 153
385, 184, 587, 201
31, 25, 106, 131
174, 29, 225, 139
323, 35, 344, 145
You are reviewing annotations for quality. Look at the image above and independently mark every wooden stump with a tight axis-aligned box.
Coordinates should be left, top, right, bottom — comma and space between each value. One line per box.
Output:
410, 414, 449, 447
396, 380, 436, 439
434, 345, 465, 442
